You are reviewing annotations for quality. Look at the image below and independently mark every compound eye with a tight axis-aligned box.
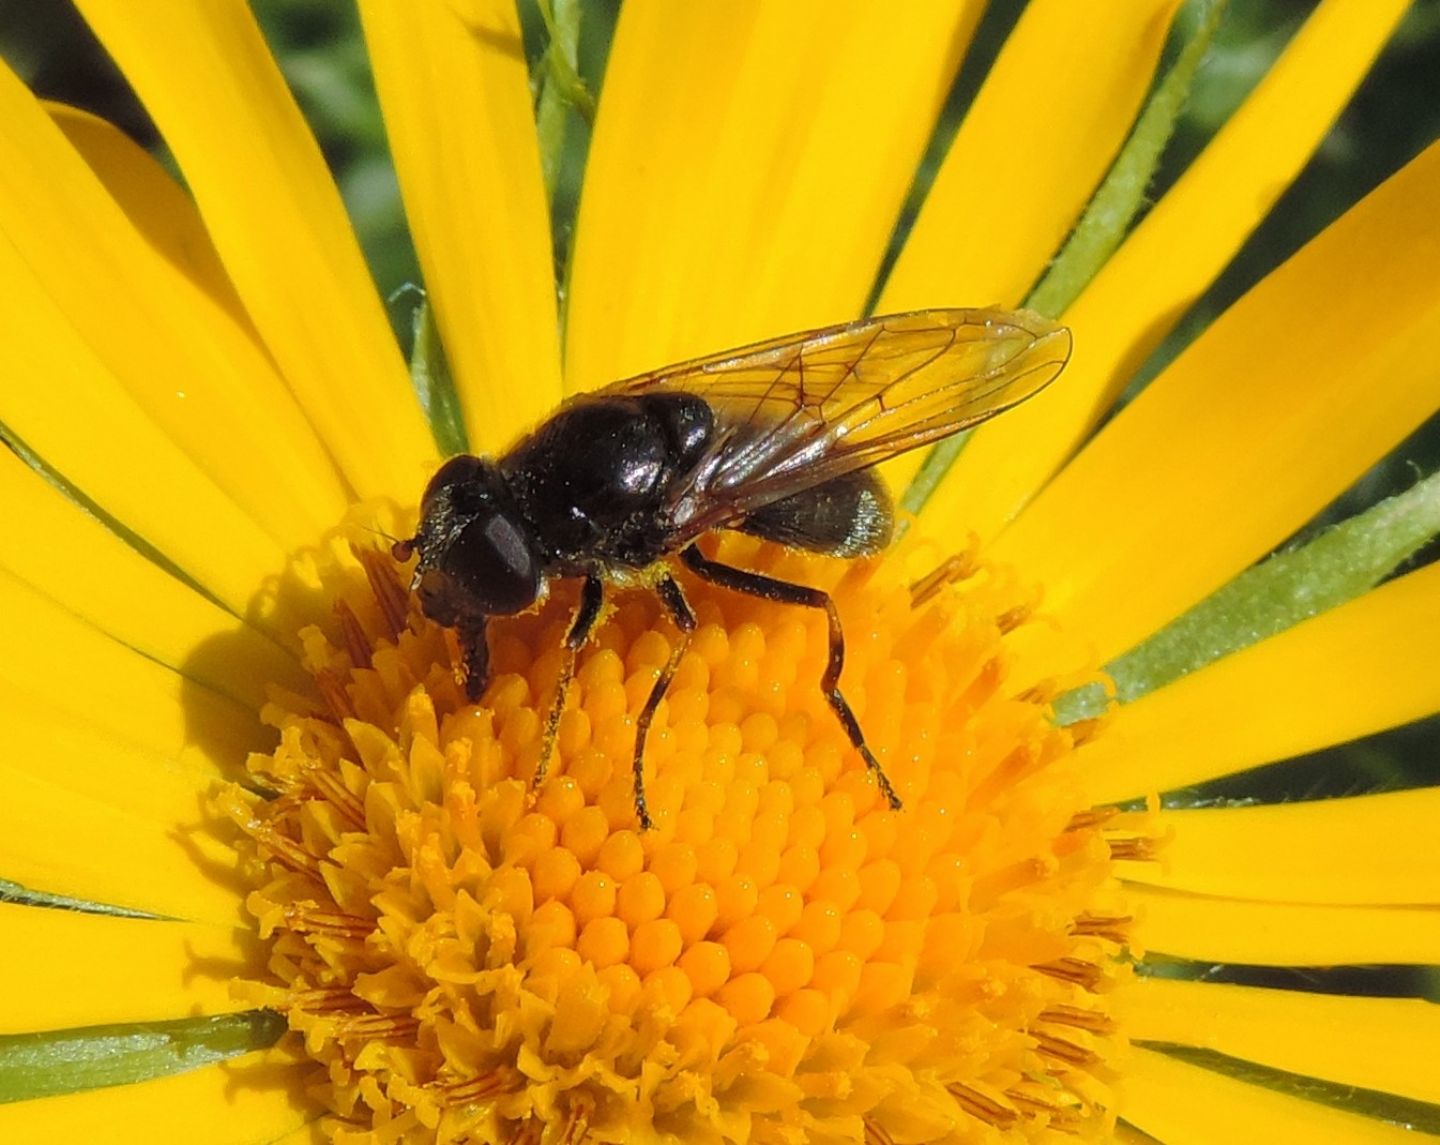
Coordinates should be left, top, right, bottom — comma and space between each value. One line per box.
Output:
447, 510, 540, 616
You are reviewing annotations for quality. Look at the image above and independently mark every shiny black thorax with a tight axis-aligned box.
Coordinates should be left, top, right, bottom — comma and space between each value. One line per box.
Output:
500, 392, 714, 574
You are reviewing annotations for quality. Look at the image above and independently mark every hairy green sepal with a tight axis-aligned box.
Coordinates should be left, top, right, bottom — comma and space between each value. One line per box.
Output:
1137, 1042, 1440, 1135
408, 294, 470, 457
0, 1012, 287, 1104
1056, 469, 1440, 723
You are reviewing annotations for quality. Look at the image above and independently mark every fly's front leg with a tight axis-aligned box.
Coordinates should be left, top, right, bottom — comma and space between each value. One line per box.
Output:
680, 543, 902, 811
632, 573, 697, 830
458, 615, 490, 702
537, 573, 604, 789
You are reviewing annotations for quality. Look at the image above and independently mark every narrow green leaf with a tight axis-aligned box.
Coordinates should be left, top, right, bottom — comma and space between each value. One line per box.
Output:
539, 0, 595, 123
1055, 468, 1440, 723
535, 0, 592, 198
0, 879, 165, 920
901, 0, 1227, 518
0, 1012, 287, 1104
1026, 0, 1229, 317
1138, 1042, 1440, 1135
408, 295, 470, 457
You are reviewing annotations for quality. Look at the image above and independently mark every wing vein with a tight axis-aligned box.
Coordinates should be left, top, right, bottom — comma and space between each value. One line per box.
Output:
597, 308, 1072, 538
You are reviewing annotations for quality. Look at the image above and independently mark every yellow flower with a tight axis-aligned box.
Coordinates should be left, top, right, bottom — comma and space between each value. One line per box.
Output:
1, 1, 1438, 1143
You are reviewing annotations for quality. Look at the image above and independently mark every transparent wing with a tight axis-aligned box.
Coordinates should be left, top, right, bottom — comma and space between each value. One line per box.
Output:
601, 308, 1072, 536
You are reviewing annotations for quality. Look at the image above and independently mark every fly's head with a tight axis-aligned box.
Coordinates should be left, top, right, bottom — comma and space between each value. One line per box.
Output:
394, 455, 542, 631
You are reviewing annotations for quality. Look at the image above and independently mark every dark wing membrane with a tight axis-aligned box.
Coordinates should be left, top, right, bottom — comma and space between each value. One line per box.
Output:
600, 308, 1072, 537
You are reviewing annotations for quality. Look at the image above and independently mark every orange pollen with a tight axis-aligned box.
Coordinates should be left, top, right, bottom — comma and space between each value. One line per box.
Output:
224, 515, 1135, 1144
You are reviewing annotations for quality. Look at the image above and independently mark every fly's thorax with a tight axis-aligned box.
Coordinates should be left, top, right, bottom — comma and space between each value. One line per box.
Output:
499, 392, 716, 568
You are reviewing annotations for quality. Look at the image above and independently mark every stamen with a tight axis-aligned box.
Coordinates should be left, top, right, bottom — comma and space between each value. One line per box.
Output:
948, 1080, 1022, 1129
1072, 913, 1134, 943
1033, 957, 1107, 991
434, 1068, 522, 1107
335, 599, 375, 670
907, 544, 979, 606
314, 668, 357, 722
1107, 835, 1161, 862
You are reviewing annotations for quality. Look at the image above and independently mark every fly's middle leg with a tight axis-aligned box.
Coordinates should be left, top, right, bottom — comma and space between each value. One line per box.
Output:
679, 543, 902, 812
631, 572, 697, 829
536, 573, 605, 789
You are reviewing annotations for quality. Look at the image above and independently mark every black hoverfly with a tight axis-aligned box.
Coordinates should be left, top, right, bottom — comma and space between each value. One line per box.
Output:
394, 308, 1071, 827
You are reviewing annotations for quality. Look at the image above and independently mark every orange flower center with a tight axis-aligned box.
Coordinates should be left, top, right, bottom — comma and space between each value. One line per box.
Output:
224, 515, 1130, 1143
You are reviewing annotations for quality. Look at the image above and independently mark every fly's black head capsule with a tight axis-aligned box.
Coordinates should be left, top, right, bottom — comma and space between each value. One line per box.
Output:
395, 454, 542, 625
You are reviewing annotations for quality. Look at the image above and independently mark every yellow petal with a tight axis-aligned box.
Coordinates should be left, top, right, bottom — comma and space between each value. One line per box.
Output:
0, 686, 248, 923
0, 758, 243, 926
565, 0, 984, 390
1119, 977, 1440, 1105
879, 0, 1179, 312
1125, 883, 1440, 966
265, 1126, 325, 1145
991, 140, 1440, 667
0, 66, 351, 555
0, 906, 252, 1033
73, 0, 436, 498
0, 448, 306, 708
1076, 562, 1440, 804
1122, 788, 1440, 907
0, 1047, 311, 1144
924, 0, 1411, 536
0, 626, 260, 787
2, 682, 232, 827
45, 103, 248, 324
0, 267, 279, 614
1122, 1045, 1424, 1145
0, 572, 269, 775
359, 0, 562, 454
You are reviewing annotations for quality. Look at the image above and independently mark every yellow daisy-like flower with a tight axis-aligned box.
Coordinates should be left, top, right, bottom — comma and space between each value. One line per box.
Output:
2, 1, 1438, 1143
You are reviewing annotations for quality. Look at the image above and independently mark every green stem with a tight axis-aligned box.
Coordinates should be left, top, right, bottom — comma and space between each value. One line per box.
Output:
408, 294, 470, 457
1026, 0, 1228, 317
536, 0, 593, 197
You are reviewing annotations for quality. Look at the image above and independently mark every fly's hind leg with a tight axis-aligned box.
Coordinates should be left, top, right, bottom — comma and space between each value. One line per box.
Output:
680, 542, 902, 812
632, 573, 697, 829
536, 573, 604, 789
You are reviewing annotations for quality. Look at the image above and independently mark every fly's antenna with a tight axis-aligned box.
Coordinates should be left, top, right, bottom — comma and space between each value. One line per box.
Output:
356, 522, 416, 561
